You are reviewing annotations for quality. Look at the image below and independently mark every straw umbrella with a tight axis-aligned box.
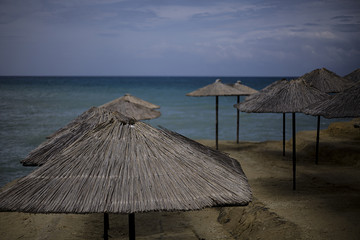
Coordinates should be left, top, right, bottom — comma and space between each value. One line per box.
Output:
235, 78, 330, 190
46, 95, 160, 140
301, 68, 354, 164
27, 103, 159, 166
22, 107, 116, 166
303, 82, 360, 163
99, 98, 161, 120
117, 93, 160, 109
230, 81, 258, 143
186, 79, 244, 150
2, 109, 252, 240
304, 81, 360, 118
301, 67, 353, 93
344, 68, 360, 82
26, 95, 160, 166
244, 79, 289, 155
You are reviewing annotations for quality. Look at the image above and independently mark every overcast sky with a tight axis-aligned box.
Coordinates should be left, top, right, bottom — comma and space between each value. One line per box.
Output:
0, 0, 359, 76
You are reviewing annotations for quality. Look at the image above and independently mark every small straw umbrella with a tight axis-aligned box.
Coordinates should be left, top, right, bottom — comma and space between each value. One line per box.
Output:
303, 82, 360, 164
99, 98, 161, 120
46, 94, 160, 140
230, 81, 258, 143
344, 68, 360, 82
186, 79, 244, 150
301, 68, 354, 164
117, 93, 160, 109
26, 97, 160, 166
244, 79, 288, 155
0, 110, 252, 240
21, 107, 116, 166
303, 81, 360, 118
235, 78, 330, 190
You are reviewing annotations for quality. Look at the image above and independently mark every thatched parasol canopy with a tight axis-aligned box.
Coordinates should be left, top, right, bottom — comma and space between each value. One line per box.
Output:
120, 93, 160, 109
186, 79, 244, 149
45, 95, 159, 140
236, 78, 330, 113
186, 79, 244, 96
344, 68, 360, 82
303, 81, 360, 118
21, 107, 117, 166
1, 110, 251, 214
99, 98, 161, 120
301, 67, 353, 93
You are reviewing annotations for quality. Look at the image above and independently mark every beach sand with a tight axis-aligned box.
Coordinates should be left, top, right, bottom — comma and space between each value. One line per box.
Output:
0, 119, 359, 239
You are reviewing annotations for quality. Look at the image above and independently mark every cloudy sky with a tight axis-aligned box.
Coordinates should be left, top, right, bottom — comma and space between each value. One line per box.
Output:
0, 0, 359, 76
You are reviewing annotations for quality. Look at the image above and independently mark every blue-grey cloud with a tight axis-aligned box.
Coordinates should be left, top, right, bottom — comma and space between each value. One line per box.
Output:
0, 0, 360, 76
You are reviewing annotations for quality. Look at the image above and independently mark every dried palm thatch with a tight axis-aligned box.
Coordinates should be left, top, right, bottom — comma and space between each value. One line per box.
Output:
186, 79, 244, 150
1, 110, 251, 214
99, 98, 161, 120
119, 93, 160, 109
303, 81, 360, 118
344, 68, 360, 82
234, 78, 330, 190
301, 67, 353, 93
235, 78, 330, 113
22, 107, 120, 166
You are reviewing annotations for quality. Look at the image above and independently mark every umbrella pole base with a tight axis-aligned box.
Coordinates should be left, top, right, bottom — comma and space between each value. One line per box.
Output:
104, 213, 109, 240
129, 213, 135, 240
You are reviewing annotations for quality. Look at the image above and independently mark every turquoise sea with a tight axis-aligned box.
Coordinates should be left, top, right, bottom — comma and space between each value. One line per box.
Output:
0, 76, 345, 187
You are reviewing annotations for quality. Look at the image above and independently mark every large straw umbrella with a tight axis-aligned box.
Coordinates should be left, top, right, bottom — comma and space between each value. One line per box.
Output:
235, 78, 330, 190
344, 68, 360, 82
186, 79, 244, 150
301, 68, 354, 164
2, 109, 252, 240
230, 81, 258, 143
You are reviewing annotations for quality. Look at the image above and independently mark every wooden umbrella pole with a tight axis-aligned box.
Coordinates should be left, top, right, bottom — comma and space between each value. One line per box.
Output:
216, 96, 219, 150
104, 213, 109, 240
316, 116, 320, 165
283, 113, 286, 156
129, 213, 135, 240
237, 96, 240, 144
292, 113, 296, 190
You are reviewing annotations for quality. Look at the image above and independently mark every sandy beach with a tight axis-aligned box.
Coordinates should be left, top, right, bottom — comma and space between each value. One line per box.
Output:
1, 119, 359, 239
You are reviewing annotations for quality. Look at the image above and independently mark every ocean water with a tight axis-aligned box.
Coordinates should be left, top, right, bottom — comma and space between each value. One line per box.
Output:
0, 76, 346, 187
